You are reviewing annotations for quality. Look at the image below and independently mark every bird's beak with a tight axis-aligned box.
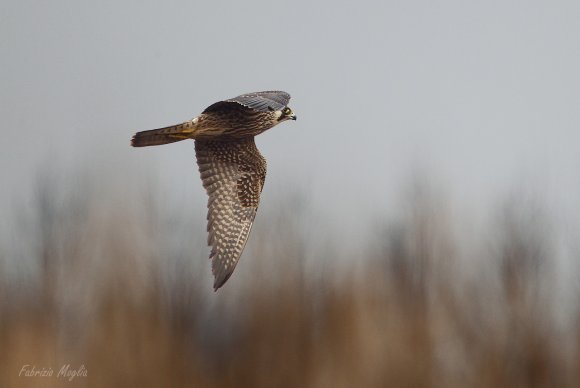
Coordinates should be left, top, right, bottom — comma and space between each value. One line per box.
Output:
291, 113, 297, 121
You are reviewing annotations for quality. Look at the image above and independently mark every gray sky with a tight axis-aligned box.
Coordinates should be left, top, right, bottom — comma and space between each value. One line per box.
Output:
2, 0, 580, 242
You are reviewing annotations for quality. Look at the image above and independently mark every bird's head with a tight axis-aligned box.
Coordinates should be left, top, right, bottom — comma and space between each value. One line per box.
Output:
276, 106, 297, 122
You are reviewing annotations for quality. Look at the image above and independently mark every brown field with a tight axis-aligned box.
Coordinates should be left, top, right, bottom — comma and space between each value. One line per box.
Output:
1, 176, 579, 388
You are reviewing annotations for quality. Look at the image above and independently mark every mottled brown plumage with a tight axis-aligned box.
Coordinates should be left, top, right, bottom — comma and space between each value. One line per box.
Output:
131, 91, 296, 290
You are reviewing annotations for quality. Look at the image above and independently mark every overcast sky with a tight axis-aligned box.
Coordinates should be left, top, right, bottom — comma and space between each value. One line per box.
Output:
2, 0, 580, 244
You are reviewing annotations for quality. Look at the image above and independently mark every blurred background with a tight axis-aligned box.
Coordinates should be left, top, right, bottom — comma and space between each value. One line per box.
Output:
1, 1, 580, 387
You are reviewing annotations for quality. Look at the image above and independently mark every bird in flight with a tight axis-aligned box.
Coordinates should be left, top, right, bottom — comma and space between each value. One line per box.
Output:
131, 91, 296, 290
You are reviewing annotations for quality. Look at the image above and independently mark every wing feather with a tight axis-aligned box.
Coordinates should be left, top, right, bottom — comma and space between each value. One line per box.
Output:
195, 138, 267, 290
203, 91, 291, 114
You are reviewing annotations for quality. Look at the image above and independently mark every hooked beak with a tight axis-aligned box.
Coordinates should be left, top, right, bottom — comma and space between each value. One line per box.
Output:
291, 113, 297, 121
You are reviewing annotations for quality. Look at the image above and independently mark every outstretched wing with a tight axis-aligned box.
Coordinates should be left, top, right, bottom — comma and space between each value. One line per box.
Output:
195, 138, 267, 290
203, 91, 291, 114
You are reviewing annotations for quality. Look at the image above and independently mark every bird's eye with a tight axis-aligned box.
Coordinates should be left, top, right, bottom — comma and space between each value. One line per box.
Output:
283, 107, 291, 115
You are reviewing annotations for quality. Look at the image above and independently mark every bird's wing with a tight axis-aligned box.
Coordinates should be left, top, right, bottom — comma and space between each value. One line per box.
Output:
203, 91, 291, 114
195, 138, 267, 290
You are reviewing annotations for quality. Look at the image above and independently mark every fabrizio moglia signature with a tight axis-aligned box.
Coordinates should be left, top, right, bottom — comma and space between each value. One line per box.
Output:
19, 364, 88, 381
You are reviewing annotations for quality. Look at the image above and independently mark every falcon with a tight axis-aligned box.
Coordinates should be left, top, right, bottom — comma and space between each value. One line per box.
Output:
131, 91, 297, 290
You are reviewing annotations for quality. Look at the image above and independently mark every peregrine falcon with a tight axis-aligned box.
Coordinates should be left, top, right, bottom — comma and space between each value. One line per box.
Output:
131, 91, 296, 290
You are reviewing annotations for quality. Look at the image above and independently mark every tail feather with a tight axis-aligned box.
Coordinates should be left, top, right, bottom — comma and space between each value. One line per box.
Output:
131, 120, 196, 147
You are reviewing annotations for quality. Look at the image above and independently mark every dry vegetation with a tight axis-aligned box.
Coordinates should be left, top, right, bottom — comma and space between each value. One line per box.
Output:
1, 175, 579, 388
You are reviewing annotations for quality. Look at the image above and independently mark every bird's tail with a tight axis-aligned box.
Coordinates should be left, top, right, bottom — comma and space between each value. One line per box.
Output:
131, 120, 197, 147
